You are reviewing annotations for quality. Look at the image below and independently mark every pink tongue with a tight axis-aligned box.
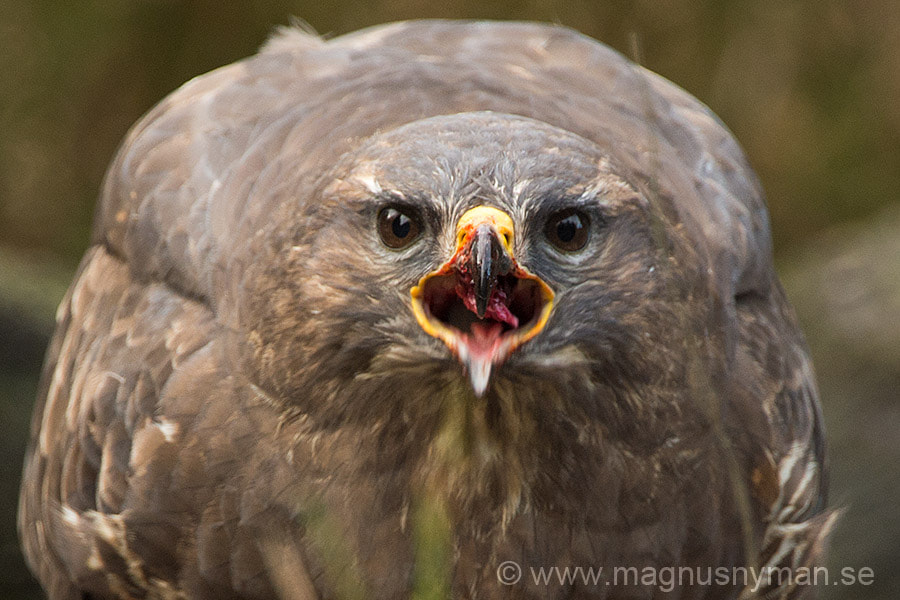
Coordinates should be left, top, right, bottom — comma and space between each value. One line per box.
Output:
470, 321, 504, 345
455, 281, 519, 328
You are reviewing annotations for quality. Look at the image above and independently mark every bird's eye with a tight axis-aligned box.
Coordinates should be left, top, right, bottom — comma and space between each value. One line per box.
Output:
545, 209, 590, 251
377, 206, 422, 249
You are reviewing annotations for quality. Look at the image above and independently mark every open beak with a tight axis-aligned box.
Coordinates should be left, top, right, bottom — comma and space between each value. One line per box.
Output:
411, 206, 554, 396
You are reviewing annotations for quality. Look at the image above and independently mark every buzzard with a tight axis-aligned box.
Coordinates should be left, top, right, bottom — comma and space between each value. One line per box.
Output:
19, 20, 836, 600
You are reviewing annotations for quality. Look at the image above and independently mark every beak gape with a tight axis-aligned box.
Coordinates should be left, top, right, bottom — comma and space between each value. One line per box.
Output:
410, 206, 554, 396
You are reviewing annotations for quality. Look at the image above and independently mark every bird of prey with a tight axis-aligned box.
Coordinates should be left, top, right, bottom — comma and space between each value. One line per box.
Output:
19, 20, 836, 600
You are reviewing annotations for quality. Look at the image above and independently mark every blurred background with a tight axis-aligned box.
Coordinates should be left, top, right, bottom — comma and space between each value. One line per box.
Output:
1, 1, 897, 598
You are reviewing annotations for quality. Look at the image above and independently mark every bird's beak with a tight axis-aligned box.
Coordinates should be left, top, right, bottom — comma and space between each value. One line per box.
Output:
411, 206, 554, 396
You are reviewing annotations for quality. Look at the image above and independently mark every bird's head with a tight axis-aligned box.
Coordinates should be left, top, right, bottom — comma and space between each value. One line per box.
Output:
254, 111, 685, 416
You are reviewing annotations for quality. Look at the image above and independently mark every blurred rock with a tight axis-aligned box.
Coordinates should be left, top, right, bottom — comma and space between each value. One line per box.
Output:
779, 204, 900, 600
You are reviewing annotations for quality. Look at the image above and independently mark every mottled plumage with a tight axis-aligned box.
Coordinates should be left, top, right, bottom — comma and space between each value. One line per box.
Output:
19, 20, 835, 600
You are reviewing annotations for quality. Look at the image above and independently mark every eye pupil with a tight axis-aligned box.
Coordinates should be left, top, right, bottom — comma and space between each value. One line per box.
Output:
556, 216, 580, 243
545, 209, 589, 251
392, 213, 412, 239
378, 206, 421, 248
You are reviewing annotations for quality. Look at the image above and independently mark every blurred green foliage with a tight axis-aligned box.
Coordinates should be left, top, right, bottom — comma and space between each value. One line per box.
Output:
1, 1, 897, 599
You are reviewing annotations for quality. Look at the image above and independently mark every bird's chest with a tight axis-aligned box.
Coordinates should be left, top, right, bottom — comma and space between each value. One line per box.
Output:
306, 438, 725, 600
275, 380, 731, 600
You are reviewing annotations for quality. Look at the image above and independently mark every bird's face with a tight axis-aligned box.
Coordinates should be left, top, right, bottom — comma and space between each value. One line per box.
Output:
290, 112, 679, 409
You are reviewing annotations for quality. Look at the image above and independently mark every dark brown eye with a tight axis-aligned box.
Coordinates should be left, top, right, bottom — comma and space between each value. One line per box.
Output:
378, 206, 422, 249
545, 209, 590, 251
